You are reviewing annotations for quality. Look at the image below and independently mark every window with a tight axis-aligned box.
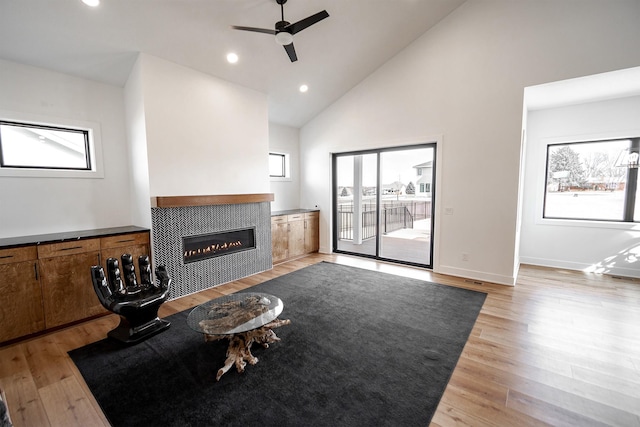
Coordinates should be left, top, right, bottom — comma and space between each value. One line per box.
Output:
0, 121, 90, 170
0, 112, 103, 178
269, 153, 285, 177
543, 138, 640, 222
269, 151, 290, 179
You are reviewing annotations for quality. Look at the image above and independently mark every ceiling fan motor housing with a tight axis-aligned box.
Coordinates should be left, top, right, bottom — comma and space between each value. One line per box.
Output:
275, 21, 290, 32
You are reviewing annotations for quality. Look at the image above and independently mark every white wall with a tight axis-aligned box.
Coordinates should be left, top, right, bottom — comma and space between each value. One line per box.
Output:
299, 0, 640, 285
123, 57, 152, 228
520, 96, 640, 278
269, 122, 300, 212
0, 59, 132, 238
136, 54, 270, 197
0, 53, 271, 239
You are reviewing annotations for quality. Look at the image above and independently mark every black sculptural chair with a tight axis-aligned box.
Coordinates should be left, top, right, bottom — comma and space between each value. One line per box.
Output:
91, 254, 171, 344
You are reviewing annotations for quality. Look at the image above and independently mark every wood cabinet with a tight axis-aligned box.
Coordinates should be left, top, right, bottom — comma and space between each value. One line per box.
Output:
0, 246, 45, 342
304, 211, 320, 253
100, 232, 150, 271
287, 213, 306, 258
271, 215, 289, 263
0, 228, 151, 343
38, 238, 105, 328
271, 211, 319, 264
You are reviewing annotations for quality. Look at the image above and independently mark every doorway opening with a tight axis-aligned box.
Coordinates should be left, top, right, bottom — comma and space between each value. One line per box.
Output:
332, 144, 436, 268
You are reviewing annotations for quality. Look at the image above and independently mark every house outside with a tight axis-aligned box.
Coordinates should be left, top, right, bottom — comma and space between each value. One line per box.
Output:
413, 161, 433, 197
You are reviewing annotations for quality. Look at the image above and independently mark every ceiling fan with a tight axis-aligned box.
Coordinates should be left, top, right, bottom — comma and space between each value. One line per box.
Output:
231, 0, 329, 62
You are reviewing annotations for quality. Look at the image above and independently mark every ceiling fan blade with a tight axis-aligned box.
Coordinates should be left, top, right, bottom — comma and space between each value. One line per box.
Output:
286, 10, 329, 35
231, 25, 276, 35
283, 43, 298, 62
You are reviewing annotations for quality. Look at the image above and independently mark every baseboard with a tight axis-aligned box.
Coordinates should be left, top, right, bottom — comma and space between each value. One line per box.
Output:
435, 264, 515, 286
519, 256, 640, 279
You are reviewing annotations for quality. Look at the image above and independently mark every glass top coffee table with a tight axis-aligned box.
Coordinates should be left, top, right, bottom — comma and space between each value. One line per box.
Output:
187, 292, 290, 381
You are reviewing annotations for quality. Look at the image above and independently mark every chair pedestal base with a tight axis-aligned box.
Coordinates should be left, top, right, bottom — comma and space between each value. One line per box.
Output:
108, 317, 171, 345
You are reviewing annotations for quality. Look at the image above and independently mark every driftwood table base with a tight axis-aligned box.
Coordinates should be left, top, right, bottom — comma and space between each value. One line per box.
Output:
205, 318, 291, 381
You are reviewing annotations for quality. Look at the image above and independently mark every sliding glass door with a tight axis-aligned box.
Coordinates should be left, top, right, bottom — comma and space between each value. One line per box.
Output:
333, 144, 436, 268
334, 153, 379, 257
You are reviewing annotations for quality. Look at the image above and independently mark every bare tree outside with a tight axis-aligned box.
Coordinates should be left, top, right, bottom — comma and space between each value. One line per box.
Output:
548, 145, 586, 189
545, 139, 633, 221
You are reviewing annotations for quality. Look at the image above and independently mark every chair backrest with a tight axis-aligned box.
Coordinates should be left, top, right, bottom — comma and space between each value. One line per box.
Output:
91, 266, 113, 300
106, 258, 126, 295
120, 254, 138, 289
97, 254, 169, 296
138, 255, 152, 286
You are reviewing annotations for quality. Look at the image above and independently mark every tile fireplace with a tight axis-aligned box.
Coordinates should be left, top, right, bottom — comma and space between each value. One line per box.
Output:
150, 194, 273, 299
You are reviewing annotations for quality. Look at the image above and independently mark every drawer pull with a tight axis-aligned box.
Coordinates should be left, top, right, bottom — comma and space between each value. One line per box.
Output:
34, 263, 39, 280
60, 246, 84, 251
116, 239, 136, 243
0, 255, 13, 259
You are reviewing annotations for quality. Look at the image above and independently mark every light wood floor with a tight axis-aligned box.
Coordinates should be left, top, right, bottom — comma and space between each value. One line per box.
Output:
1, 253, 639, 426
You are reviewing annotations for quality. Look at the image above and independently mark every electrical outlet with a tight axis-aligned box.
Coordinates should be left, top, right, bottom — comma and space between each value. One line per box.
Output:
445, 207, 454, 215
461, 253, 469, 262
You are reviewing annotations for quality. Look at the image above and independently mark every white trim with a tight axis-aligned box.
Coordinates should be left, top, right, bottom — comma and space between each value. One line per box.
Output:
435, 263, 516, 286
520, 255, 640, 279
534, 130, 640, 229
0, 109, 104, 179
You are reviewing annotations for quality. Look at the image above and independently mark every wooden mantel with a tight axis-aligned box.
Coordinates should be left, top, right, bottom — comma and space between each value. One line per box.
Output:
151, 193, 274, 208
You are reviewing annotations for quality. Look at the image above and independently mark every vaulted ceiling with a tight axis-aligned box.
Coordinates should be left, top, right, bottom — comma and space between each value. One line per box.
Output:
0, 0, 466, 128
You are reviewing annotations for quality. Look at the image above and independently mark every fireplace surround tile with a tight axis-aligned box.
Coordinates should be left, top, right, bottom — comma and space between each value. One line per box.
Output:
151, 201, 271, 299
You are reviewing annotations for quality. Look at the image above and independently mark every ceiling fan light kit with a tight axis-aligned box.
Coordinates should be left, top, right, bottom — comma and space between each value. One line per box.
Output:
231, 0, 329, 62
275, 31, 293, 46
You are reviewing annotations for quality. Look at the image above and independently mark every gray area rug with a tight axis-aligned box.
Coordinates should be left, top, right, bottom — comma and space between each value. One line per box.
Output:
69, 261, 486, 426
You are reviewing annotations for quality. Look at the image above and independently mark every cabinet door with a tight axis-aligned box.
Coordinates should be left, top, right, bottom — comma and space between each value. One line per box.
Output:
100, 232, 151, 271
304, 212, 320, 253
287, 214, 305, 258
271, 219, 288, 263
38, 239, 104, 328
0, 246, 44, 342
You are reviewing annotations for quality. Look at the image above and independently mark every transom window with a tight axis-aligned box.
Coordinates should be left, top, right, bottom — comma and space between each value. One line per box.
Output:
0, 120, 91, 170
543, 137, 640, 222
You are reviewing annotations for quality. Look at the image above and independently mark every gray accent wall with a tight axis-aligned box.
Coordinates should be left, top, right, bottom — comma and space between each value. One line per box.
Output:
151, 202, 272, 299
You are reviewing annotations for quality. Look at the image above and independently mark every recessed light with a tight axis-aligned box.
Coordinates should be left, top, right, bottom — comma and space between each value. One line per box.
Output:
226, 53, 239, 64
82, 0, 100, 7
299, 84, 308, 93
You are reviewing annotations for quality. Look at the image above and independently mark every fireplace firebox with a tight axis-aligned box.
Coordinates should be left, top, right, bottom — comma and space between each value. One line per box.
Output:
182, 227, 256, 264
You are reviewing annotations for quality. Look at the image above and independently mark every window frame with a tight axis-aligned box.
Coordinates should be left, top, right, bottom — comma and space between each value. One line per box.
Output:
0, 110, 103, 179
0, 120, 92, 171
541, 136, 640, 224
269, 151, 291, 181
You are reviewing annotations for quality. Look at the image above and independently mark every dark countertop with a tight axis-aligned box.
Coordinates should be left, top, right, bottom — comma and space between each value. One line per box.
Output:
271, 208, 319, 216
0, 225, 150, 249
